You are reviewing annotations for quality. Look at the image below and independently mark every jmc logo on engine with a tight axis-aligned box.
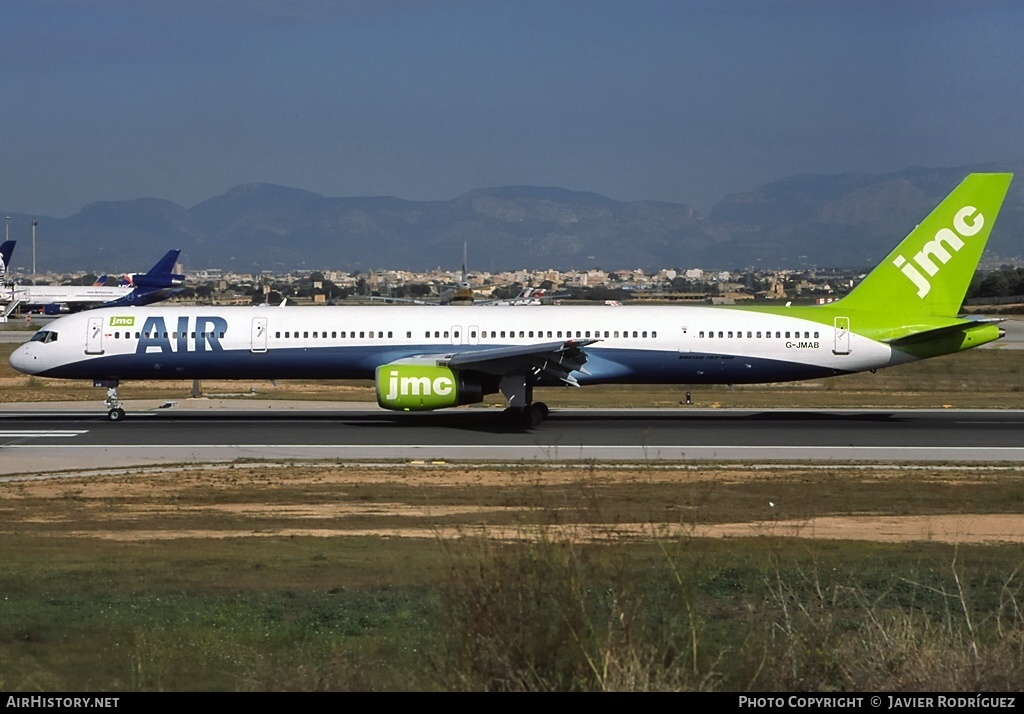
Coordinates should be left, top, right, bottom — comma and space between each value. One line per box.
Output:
375, 364, 461, 411
385, 370, 454, 400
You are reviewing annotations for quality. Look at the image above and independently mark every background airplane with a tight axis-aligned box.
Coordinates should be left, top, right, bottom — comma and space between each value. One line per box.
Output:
9, 174, 1012, 426
0, 240, 14, 280
1, 248, 185, 315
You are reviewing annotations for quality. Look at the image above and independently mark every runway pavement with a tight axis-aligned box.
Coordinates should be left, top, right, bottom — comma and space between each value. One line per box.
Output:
2, 402, 1024, 475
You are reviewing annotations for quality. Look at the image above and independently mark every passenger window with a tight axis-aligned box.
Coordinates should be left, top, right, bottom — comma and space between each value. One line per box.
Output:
652, 331, 657, 338
642, 331, 647, 338
303, 332, 309, 338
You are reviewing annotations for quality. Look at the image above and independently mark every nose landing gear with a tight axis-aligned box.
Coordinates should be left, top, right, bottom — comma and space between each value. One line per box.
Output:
94, 379, 125, 422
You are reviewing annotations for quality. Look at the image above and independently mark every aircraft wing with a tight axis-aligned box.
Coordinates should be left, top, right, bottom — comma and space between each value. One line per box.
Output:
401, 339, 599, 386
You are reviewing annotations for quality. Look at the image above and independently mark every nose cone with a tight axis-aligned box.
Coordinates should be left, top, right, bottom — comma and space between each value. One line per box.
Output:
9, 342, 41, 375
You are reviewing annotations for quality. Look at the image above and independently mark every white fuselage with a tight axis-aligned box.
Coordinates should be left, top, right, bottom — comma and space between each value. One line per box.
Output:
10, 303, 896, 385
2, 283, 134, 307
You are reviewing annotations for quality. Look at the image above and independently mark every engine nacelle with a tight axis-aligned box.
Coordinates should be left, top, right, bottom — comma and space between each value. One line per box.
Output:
127, 273, 185, 289
43, 303, 70, 315
375, 364, 484, 411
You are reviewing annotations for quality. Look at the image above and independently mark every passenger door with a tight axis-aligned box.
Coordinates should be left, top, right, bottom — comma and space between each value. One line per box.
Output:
833, 316, 850, 355
251, 317, 268, 353
85, 316, 104, 355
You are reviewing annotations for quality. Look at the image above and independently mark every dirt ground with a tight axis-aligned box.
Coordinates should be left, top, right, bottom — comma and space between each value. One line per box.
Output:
2, 463, 1022, 545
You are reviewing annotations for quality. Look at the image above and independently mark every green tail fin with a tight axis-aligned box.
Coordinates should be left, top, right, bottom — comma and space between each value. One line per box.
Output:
839, 173, 1013, 317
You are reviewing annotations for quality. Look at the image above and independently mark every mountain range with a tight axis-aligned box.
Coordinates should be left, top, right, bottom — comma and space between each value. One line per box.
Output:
3, 162, 1022, 274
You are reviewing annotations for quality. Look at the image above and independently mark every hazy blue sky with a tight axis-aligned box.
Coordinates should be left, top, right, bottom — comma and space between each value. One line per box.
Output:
2, 0, 1022, 217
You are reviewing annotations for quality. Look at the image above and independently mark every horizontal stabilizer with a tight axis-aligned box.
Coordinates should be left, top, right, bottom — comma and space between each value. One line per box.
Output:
883, 318, 1004, 346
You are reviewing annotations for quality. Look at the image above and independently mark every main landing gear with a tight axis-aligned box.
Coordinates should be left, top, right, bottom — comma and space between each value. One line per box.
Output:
499, 373, 549, 428
95, 379, 125, 422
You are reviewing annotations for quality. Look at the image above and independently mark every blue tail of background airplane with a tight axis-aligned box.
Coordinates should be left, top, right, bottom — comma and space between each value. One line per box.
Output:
119, 249, 184, 289
0, 240, 15, 278
106, 249, 186, 307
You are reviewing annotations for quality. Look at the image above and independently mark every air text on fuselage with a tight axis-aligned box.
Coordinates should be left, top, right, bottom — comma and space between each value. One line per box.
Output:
135, 316, 228, 354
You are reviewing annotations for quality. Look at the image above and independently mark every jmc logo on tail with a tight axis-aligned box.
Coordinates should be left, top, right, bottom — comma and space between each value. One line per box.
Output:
893, 206, 984, 298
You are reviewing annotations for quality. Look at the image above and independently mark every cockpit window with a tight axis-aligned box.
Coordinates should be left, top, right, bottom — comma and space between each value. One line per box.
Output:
29, 330, 58, 344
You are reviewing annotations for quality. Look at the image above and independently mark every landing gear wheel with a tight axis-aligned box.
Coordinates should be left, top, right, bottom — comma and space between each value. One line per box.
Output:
107, 407, 126, 422
525, 402, 550, 428
503, 403, 549, 429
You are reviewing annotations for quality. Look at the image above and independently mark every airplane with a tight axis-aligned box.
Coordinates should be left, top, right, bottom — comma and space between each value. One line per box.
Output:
9, 173, 1013, 426
375, 284, 553, 306
370, 242, 476, 305
0, 240, 14, 280
0, 248, 185, 315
